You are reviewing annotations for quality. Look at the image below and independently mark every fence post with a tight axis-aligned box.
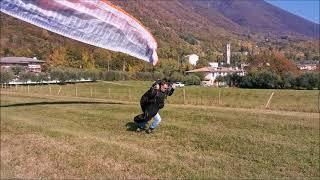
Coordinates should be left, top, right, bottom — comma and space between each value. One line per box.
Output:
108, 88, 111, 98
75, 87, 78, 97
183, 88, 186, 104
90, 87, 93, 97
218, 89, 221, 105
27, 85, 30, 93
128, 88, 131, 101
265, 92, 275, 109
57, 86, 62, 95
49, 86, 52, 95
15, 84, 18, 91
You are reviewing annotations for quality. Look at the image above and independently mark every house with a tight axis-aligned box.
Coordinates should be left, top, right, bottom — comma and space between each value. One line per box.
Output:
296, 60, 319, 71
0, 57, 45, 73
297, 64, 318, 71
186, 66, 245, 86
209, 62, 219, 68
185, 54, 199, 66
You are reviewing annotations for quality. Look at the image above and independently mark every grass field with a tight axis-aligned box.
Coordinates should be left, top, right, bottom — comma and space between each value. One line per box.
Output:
3, 81, 319, 112
0, 82, 319, 178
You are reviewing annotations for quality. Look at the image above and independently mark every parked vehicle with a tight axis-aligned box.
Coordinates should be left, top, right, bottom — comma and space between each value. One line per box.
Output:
173, 82, 185, 87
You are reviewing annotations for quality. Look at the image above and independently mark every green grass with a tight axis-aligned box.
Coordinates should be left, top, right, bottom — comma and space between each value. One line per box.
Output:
1, 91, 319, 178
3, 81, 319, 112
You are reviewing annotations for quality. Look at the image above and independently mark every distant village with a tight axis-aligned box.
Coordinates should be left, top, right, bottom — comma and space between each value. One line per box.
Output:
184, 44, 317, 87
0, 43, 318, 87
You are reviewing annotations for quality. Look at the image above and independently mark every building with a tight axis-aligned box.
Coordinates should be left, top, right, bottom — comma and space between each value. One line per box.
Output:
297, 64, 318, 71
296, 60, 319, 71
185, 54, 199, 66
186, 66, 245, 87
209, 62, 218, 68
0, 57, 45, 73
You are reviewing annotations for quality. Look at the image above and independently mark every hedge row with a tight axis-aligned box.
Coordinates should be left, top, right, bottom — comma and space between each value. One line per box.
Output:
0, 68, 201, 85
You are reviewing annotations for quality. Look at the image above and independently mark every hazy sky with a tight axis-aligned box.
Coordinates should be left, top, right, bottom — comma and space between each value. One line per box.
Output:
266, 0, 320, 24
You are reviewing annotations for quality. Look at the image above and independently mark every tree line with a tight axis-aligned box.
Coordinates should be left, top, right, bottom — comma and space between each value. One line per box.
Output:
219, 71, 319, 90
0, 67, 202, 85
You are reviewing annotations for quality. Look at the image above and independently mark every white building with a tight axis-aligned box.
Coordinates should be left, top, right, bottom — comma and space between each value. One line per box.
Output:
185, 54, 199, 66
0, 57, 45, 73
186, 66, 245, 87
297, 64, 318, 71
209, 62, 219, 68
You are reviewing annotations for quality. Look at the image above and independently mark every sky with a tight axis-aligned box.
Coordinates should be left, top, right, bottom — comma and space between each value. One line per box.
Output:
265, 0, 320, 24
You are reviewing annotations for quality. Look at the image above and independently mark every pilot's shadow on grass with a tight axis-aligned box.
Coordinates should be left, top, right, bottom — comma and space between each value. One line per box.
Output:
0, 101, 124, 107
125, 122, 138, 131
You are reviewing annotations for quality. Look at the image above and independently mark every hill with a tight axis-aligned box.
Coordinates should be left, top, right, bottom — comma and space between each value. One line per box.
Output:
0, 0, 319, 70
185, 0, 319, 38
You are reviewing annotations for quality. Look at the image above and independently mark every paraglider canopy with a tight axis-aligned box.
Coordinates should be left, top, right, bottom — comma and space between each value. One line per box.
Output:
0, 0, 159, 65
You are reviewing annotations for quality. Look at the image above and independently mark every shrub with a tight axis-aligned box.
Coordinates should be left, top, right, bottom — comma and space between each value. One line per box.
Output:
66, 68, 81, 81
102, 71, 115, 81
240, 71, 281, 89
281, 73, 296, 89
0, 68, 14, 84
170, 72, 184, 82
19, 71, 36, 83
296, 72, 319, 90
10, 66, 25, 75
83, 69, 100, 81
102, 71, 130, 81
134, 72, 153, 81
50, 68, 68, 84
152, 71, 165, 80
183, 75, 201, 85
35, 72, 49, 83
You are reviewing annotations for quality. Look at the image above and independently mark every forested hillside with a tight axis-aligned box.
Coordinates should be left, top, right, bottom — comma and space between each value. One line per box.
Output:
0, 0, 319, 73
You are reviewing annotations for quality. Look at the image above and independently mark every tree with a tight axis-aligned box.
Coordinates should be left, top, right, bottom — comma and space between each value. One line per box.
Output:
195, 58, 209, 68
82, 50, 95, 69
170, 71, 184, 82
296, 72, 319, 90
0, 68, 14, 84
179, 33, 198, 45
3, 48, 14, 56
66, 68, 81, 81
224, 73, 242, 87
93, 49, 112, 69
65, 48, 82, 68
240, 71, 281, 89
50, 68, 68, 84
215, 76, 224, 87
184, 75, 201, 85
19, 71, 35, 83
10, 66, 25, 75
35, 72, 49, 83
83, 69, 100, 81
153, 71, 165, 80
46, 47, 67, 67
247, 51, 299, 76
281, 73, 296, 89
